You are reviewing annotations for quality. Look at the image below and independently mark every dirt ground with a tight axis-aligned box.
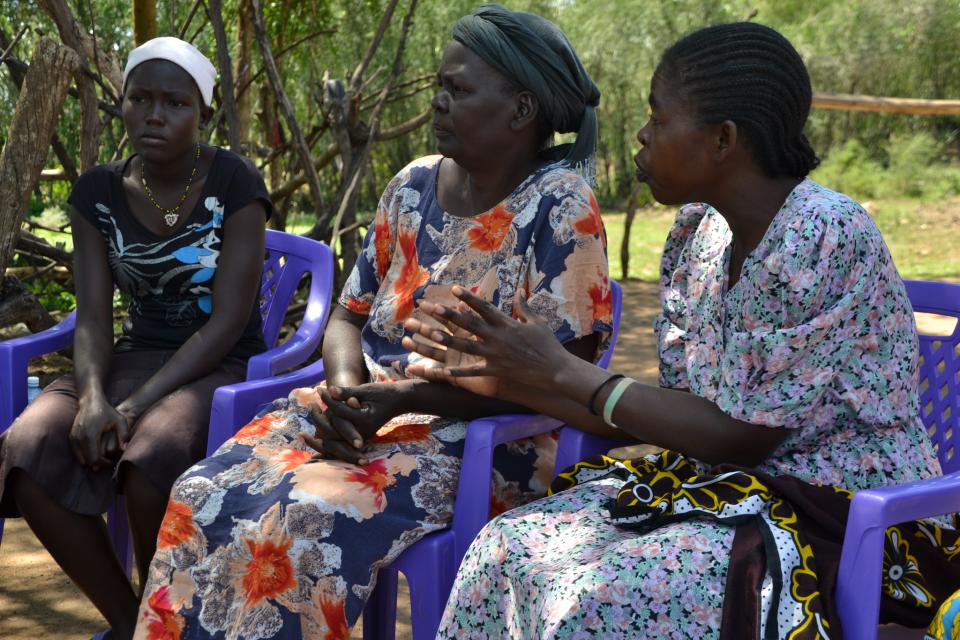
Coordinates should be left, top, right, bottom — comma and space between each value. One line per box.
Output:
0, 281, 663, 640
2, 278, 954, 639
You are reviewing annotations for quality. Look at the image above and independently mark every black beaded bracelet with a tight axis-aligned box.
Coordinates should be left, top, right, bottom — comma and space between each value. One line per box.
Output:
587, 373, 624, 416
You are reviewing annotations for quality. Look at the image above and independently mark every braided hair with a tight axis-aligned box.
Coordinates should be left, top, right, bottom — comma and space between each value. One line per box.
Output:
658, 22, 820, 178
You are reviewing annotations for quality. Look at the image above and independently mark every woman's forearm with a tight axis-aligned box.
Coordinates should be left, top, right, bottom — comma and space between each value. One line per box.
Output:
321, 306, 368, 388
73, 318, 114, 403
404, 379, 532, 420
535, 353, 787, 465
118, 316, 246, 416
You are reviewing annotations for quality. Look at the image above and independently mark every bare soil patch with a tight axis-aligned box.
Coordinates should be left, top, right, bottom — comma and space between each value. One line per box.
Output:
3, 279, 950, 639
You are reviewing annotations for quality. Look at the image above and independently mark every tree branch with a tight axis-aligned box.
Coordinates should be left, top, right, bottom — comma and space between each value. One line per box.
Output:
18, 230, 73, 267
250, 0, 327, 224
0, 38, 79, 274
331, 0, 419, 242
39, 0, 104, 172
207, 0, 242, 151
349, 0, 400, 93
268, 107, 430, 202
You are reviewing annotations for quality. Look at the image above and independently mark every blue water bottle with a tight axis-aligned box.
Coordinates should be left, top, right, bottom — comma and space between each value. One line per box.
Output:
27, 376, 41, 404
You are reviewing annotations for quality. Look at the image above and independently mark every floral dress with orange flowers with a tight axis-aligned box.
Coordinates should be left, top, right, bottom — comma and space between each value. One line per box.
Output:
133, 155, 612, 640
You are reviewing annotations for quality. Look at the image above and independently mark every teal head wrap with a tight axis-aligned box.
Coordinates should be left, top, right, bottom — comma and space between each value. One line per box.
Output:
452, 4, 600, 182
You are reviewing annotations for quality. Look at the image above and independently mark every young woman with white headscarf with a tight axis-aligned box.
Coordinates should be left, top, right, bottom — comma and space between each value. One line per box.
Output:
0, 37, 271, 639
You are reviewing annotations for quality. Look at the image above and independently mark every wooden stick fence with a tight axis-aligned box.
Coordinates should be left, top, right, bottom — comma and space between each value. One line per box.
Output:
813, 92, 960, 115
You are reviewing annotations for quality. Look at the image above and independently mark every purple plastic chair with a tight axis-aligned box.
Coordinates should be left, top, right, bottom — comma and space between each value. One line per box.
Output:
0, 229, 334, 572
554, 279, 960, 640
361, 281, 623, 640
837, 279, 960, 640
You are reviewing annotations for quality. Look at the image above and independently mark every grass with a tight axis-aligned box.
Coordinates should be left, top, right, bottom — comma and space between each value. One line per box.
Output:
24, 195, 960, 295
601, 197, 960, 282
601, 208, 676, 282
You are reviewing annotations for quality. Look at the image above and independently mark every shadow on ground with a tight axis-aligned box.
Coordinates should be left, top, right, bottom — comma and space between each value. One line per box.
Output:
1, 280, 952, 638
0, 281, 662, 639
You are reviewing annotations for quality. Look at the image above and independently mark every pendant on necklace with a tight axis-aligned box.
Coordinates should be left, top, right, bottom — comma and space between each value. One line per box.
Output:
163, 212, 180, 227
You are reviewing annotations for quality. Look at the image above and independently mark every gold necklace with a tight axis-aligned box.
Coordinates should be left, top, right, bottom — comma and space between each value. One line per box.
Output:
140, 143, 201, 227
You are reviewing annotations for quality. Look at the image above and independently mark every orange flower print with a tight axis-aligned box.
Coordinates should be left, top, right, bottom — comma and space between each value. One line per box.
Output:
318, 592, 350, 640
275, 448, 313, 472
467, 204, 515, 252
588, 280, 612, 323
345, 458, 396, 511
574, 192, 603, 236
369, 422, 431, 444
142, 585, 184, 640
233, 414, 277, 441
393, 228, 429, 322
345, 297, 372, 315
374, 213, 393, 281
157, 501, 195, 550
489, 493, 508, 519
242, 537, 296, 606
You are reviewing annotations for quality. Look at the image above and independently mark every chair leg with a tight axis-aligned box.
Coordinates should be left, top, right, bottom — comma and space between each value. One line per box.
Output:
396, 544, 457, 640
363, 567, 398, 640
106, 497, 133, 578
405, 563, 453, 640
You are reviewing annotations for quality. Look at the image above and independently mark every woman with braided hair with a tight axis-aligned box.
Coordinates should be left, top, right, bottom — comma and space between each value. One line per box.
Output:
405, 23, 958, 638
133, 6, 611, 639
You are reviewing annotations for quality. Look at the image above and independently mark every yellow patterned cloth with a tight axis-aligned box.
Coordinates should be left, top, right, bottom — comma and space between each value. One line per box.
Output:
927, 589, 960, 639
550, 451, 960, 639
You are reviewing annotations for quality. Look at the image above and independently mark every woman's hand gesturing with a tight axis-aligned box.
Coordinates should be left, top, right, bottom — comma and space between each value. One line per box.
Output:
401, 286, 571, 399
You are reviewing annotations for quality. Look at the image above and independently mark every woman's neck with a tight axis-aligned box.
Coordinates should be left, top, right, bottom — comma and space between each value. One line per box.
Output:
709, 172, 802, 252
140, 143, 201, 184
445, 148, 544, 215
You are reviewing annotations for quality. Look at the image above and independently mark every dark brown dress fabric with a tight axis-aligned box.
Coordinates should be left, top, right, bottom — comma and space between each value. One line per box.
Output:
0, 350, 246, 517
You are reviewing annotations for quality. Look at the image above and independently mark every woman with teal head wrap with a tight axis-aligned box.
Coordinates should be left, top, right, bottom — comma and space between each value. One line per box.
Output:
451, 3, 601, 181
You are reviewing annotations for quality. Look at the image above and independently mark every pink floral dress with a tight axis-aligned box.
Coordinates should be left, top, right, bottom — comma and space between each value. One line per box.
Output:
133, 156, 611, 639
438, 179, 942, 639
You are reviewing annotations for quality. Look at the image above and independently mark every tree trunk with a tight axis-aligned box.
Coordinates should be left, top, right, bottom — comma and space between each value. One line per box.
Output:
208, 0, 242, 152
133, 0, 158, 45
619, 184, 644, 282
0, 38, 79, 275
250, 0, 327, 231
235, 0, 255, 144
38, 0, 104, 172
0, 276, 55, 333
259, 83, 287, 231
0, 26, 79, 183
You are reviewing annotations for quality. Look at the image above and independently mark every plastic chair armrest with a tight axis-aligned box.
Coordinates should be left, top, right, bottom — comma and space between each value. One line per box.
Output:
837, 471, 960, 640
206, 358, 326, 455
248, 253, 333, 380
0, 313, 76, 431
245, 329, 316, 380
554, 427, 625, 476
1, 312, 76, 357
450, 413, 564, 564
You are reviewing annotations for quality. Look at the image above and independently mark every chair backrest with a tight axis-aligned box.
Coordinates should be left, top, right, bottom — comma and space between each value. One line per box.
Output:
258, 229, 334, 348
905, 280, 960, 473
596, 280, 623, 370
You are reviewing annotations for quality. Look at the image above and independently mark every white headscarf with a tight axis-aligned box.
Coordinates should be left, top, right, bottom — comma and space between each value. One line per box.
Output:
123, 36, 217, 107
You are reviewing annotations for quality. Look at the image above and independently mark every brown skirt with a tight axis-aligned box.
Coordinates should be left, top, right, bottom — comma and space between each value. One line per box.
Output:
0, 350, 247, 517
